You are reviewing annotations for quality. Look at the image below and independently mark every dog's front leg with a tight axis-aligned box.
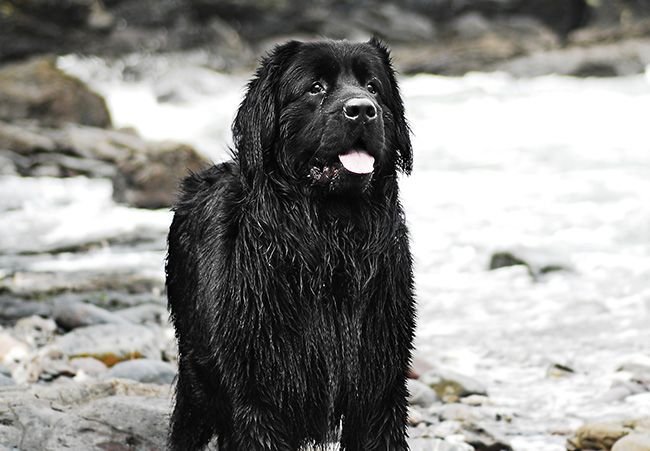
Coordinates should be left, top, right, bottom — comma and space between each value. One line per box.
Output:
340, 371, 410, 451
220, 403, 296, 451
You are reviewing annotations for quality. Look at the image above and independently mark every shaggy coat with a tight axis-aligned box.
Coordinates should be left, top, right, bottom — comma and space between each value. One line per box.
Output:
166, 38, 415, 451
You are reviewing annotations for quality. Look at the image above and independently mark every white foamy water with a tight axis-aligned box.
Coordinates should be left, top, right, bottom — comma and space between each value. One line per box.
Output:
4, 55, 646, 449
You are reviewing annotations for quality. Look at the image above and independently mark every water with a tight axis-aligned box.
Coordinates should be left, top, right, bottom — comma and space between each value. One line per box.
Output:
5, 54, 650, 450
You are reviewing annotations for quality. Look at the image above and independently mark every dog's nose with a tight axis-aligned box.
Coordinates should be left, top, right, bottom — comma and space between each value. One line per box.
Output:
343, 98, 377, 122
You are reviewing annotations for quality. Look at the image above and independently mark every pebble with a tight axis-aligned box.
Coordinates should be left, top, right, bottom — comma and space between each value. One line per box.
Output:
408, 378, 440, 407
0, 331, 30, 366
421, 368, 488, 403
408, 437, 474, 451
567, 420, 636, 451
13, 316, 57, 347
439, 403, 479, 422
612, 433, 650, 451
52, 323, 161, 366
115, 303, 168, 325
103, 358, 176, 384
0, 373, 14, 386
53, 300, 130, 331
70, 357, 108, 377
0, 296, 52, 323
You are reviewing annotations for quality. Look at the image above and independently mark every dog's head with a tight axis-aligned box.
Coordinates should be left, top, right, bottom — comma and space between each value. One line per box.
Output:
233, 38, 412, 195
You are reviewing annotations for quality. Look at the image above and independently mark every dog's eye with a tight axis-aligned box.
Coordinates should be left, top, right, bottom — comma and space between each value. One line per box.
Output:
366, 82, 378, 95
309, 82, 325, 95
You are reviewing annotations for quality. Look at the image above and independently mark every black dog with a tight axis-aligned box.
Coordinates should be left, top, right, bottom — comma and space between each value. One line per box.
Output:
166, 38, 415, 451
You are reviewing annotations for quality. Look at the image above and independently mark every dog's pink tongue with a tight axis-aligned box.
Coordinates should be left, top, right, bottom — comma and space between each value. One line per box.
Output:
339, 150, 375, 174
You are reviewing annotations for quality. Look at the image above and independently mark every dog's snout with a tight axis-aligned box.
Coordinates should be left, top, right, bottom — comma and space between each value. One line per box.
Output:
343, 98, 377, 122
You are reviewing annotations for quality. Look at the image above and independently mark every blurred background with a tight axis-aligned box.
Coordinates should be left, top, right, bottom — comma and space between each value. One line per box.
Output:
1, 1, 650, 450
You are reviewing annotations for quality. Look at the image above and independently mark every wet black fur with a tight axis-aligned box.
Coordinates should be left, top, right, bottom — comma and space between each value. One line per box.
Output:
166, 38, 415, 451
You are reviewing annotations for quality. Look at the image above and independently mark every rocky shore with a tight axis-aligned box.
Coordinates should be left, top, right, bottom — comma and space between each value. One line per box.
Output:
0, 51, 515, 451
1, 2, 650, 450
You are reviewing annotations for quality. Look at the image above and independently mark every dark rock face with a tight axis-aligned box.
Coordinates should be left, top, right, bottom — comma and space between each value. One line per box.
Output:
3, 0, 650, 76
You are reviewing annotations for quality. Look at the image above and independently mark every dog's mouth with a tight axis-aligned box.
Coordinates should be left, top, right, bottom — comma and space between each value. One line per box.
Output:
338, 149, 375, 174
308, 139, 378, 188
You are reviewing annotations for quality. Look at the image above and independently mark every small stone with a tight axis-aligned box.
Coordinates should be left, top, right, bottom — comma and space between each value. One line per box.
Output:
439, 403, 478, 422
0, 373, 15, 386
52, 323, 161, 366
103, 359, 176, 385
460, 394, 489, 406
53, 300, 130, 331
409, 356, 435, 379
0, 296, 52, 323
488, 248, 571, 280
13, 316, 57, 347
547, 363, 576, 378
70, 357, 108, 377
462, 423, 513, 451
408, 437, 474, 451
408, 406, 426, 426
612, 433, 650, 451
421, 369, 488, 403
568, 421, 633, 451
0, 332, 30, 366
115, 303, 168, 325
408, 378, 439, 407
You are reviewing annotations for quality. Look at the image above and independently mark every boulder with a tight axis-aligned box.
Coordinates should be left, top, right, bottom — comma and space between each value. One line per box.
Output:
0, 57, 111, 128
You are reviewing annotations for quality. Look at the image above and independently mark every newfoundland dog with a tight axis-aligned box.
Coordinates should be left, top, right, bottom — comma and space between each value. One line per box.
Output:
166, 38, 415, 451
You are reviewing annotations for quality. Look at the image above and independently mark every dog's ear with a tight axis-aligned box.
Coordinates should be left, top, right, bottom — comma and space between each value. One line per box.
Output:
368, 37, 413, 175
233, 41, 302, 188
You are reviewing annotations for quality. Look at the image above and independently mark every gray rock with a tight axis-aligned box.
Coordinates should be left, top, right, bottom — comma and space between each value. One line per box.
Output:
104, 359, 176, 384
53, 300, 131, 331
0, 379, 170, 451
52, 323, 161, 367
0, 296, 52, 324
408, 378, 439, 408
